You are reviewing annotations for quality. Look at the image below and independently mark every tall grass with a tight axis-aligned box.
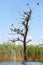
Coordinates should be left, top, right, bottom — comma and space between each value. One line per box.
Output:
27, 45, 43, 61
0, 43, 43, 61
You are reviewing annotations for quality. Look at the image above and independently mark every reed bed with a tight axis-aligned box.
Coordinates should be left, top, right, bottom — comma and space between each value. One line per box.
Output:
0, 43, 43, 62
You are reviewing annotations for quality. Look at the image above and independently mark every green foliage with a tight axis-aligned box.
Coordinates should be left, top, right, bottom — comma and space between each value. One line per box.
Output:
0, 43, 16, 55
26, 45, 43, 60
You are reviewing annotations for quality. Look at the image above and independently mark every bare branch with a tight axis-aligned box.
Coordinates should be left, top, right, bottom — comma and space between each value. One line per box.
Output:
10, 28, 24, 36
10, 28, 14, 31
26, 39, 31, 43
10, 37, 23, 43
10, 28, 17, 32
17, 10, 25, 17
22, 21, 26, 26
9, 39, 15, 42
10, 28, 22, 33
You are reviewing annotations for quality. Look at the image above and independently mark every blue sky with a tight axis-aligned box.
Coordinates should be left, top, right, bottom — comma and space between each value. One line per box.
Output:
0, 0, 43, 44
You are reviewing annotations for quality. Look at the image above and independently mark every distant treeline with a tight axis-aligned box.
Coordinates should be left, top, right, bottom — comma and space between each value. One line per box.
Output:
0, 43, 43, 62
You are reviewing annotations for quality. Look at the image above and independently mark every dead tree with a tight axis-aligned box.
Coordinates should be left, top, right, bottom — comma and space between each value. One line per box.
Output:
10, 9, 32, 61
9, 2, 40, 61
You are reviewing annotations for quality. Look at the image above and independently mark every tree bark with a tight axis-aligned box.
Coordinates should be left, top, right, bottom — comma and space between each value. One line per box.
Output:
23, 21, 28, 61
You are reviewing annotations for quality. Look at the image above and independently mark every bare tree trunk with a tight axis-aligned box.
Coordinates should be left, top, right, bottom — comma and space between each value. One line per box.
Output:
24, 21, 28, 61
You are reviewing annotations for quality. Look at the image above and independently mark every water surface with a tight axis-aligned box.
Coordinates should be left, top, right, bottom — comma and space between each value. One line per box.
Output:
0, 62, 43, 65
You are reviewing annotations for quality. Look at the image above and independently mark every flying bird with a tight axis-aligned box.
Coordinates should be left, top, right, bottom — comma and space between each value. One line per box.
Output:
37, 3, 39, 5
